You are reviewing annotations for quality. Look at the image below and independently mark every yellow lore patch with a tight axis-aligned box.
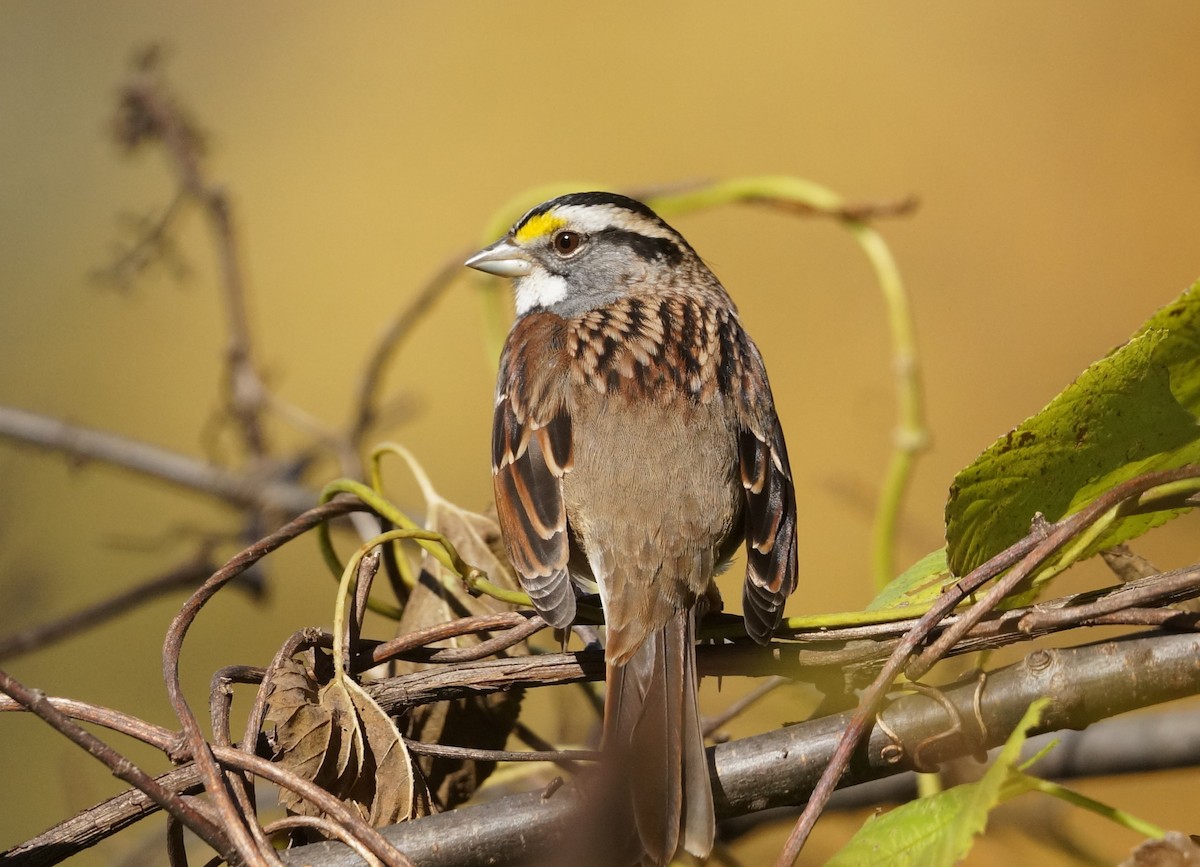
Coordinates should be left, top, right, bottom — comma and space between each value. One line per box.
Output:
514, 212, 566, 244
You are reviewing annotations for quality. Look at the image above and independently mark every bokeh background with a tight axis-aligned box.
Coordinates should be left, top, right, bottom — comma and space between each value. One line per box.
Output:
2, 3, 1199, 864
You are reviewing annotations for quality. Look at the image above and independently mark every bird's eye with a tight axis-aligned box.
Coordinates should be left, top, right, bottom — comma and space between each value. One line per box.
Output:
551, 230, 583, 256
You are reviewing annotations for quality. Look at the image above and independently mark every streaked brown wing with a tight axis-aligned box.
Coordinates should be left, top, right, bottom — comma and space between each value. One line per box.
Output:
492, 327, 576, 628
735, 339, 798, 644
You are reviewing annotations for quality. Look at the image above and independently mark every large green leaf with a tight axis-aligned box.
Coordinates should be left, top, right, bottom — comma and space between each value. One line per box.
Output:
826, 699, 1046, 867
946, 281, 1200, 576
865, 547, 952, 613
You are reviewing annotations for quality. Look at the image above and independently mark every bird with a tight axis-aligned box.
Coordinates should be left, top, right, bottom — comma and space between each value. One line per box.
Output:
466, 191, 798, 865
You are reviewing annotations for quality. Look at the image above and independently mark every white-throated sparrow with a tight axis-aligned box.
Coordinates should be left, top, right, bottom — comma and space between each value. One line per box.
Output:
467, 192, 797, 865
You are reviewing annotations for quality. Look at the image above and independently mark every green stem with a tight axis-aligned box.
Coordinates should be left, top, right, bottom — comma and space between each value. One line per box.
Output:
1021, 776, 1166, 840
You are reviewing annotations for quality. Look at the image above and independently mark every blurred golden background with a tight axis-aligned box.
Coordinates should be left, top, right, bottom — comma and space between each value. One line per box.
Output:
2, 3, 1199, 864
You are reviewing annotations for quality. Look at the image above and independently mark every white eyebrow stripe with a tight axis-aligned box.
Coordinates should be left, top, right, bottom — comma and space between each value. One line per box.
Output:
549, 204, 680, 241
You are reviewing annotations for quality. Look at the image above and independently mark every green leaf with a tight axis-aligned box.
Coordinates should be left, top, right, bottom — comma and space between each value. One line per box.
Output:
946, 281, 1200, 576
865, 548, 953, 612
827, 699, 1048, 867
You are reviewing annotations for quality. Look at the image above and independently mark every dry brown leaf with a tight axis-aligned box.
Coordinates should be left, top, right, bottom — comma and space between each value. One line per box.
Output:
317, 677, 365, 796
344, 677, 421, 825
264, 654, 347, 815
263, 649, 420, 824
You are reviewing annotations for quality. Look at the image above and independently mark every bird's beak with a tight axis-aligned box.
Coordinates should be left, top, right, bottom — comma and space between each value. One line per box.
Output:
465, 238, 533, 277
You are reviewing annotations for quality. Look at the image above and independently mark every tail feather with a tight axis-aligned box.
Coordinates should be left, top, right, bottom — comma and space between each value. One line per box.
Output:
603, 612, 714, 865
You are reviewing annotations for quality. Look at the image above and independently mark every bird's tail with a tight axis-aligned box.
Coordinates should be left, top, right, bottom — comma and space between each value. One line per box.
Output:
602, 611, 714, 864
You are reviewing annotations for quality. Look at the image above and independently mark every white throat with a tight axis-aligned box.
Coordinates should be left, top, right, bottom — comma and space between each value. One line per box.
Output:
514, 271, 569, 316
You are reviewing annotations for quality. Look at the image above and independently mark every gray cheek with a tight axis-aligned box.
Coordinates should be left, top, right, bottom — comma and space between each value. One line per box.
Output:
543, 256, 630, 317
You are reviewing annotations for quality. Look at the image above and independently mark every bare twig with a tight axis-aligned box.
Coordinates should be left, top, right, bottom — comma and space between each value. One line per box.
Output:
908, 466, 1200, 679
165, 815, 190, 867
0, 405, 315, 514
402, 739, 598, 764
262, 816, 385, 867
703, 676, 789, 739
0, 669, 233, 862
512, 721, 588, 776
347, 251, 472, 449
360, 611, 539, 669
0, 555, 215, 662
118, 61, 268, 457
93, 188, 190, 289
1018, 562, 1200, 631
160, 498, 368, 867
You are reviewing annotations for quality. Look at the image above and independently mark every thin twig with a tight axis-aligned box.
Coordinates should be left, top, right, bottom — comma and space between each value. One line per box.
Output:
119, 63, 268, 457
403, 738, 598, 764
0, 669, 233, 861
413, 614, 547, 664
262, 816, 385, 867
0, 554, 215, 662
93, 188, 190, 289
908, 466, 1200, 679
0, 405, 315, 514
1018, 563, 1200, 631
348, 251, 472, 449
208, 664, 270, 858
512, 721, 588, 776
161, 499, 366, 867
360, 611, 535, 669
703, 676, 789, 739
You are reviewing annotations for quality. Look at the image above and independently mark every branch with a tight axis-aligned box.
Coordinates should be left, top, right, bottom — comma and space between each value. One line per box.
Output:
159, 499, 371, 866
0, 670, 234, 863
347, 251, 471, 449
274, 630, 1200, 867
13, 659, 1200, 867
817, 705, 1200, 814
0, 555, 216, 662
0, 405, 315, 514
118, 56, 269, 457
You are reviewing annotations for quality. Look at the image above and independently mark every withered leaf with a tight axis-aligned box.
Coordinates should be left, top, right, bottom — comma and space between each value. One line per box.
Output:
263, 650, 419, 824
264, 655, 345, 815
344, 677, 420, 825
